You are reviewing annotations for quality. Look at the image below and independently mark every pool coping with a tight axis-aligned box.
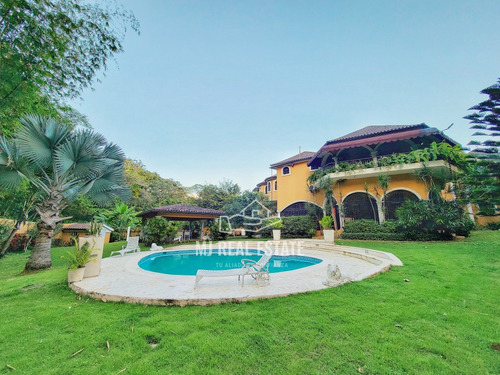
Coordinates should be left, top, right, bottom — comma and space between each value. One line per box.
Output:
70, 240, 403, 306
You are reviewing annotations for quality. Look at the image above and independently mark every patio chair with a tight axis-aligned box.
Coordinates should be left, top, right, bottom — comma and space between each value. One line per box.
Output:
110, 236, 141, 257
194, 248, 275, 288
173, 234, 182, 242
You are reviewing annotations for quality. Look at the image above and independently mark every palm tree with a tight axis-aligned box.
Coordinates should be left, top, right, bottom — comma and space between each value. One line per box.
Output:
0, 115, 129, 270
96, 200, 140, 240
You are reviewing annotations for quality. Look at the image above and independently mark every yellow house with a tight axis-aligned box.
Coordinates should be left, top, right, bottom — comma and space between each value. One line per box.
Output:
54, 223, 113, 245
256, 124, 464, 229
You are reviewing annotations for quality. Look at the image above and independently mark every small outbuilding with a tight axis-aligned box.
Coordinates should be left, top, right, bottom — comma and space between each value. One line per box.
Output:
56, 223, 114, 244
137, 204, 225, 240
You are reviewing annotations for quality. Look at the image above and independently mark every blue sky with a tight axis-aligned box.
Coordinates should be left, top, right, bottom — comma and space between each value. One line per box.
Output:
72, 0, 500, 190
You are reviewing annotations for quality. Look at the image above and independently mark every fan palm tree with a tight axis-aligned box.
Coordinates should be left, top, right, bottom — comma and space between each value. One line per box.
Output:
0, 115, 129, 270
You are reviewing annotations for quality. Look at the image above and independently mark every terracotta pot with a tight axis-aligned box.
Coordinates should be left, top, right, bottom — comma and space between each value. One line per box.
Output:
273, 229, 281, 241
68, 267, 85, 283
323, 229, 335, 243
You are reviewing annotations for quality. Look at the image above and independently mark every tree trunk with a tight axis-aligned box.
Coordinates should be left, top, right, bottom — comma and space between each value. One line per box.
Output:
25, 220, 55, 270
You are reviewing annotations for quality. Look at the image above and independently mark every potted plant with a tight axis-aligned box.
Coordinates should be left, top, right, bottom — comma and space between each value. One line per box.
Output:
81, 221, 105, 278
319, 216, 335, 243
61, 237, 95, 283
265, 218, 283, 241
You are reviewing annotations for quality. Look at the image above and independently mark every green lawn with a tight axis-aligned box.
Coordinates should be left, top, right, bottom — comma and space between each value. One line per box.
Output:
0, 232, 499, 374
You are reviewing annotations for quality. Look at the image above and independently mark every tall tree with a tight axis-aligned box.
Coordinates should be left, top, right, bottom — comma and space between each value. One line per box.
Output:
464, 78, 500, 155
193, 180, 241, 210
460, 79, 500, 213
0, 115, 129, 270
0, 0, 139, 134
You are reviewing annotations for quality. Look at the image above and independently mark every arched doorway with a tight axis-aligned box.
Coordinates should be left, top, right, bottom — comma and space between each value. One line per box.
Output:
343, 192, 379, 223
280, 201, 323, 218
384, 190, 420, 220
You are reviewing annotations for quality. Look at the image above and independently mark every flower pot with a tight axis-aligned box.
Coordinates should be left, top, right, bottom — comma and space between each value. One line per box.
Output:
80, 235, 105, 278
323, 229, 335, 243
273, 229, 281, 241
68, 267, 85, 283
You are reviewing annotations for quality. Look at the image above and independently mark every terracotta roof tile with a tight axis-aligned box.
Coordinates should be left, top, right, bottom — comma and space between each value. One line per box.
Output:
327, 124, 428, 144
138, 204, 225, 217
270, 151, 316, 168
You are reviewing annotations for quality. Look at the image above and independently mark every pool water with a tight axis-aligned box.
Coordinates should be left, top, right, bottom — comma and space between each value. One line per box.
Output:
138, 249, 322, 276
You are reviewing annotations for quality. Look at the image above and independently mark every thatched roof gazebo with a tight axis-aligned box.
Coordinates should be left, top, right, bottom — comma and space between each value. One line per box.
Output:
137, 204, 225, 240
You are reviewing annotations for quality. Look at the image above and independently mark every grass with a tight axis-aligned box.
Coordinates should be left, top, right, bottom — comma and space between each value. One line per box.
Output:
0, 231, 499, 374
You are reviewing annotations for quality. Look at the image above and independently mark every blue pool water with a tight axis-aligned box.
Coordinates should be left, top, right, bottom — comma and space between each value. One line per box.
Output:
138, 249, 322, 276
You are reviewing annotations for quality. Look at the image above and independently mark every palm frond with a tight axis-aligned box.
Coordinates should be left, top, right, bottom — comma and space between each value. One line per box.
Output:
16, 115, 71, 168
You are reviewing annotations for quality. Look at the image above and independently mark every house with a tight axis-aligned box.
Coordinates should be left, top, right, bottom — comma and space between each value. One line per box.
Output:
55, 223, 114, 245
256, 124, 463, 229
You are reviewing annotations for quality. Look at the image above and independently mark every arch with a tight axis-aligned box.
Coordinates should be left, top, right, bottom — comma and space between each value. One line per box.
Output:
375, 140, 413, 157
383, 189, 420, 220
385, 187, 422, 200
321, 152, 336, 168
336, 146, 373, 163
343, 189, 380, 202
280, 201, 323, 217
282, 166, 291, 175
343, 192, 380, 223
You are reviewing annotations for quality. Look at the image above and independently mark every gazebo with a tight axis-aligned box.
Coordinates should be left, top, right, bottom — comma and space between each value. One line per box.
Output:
137, 204, 225, 240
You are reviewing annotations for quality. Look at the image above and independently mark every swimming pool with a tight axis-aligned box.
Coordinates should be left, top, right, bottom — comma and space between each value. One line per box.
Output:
138, 249, 322, 276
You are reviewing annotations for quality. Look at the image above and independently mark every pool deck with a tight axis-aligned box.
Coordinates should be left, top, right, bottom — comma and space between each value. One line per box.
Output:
70, 240, 403, 306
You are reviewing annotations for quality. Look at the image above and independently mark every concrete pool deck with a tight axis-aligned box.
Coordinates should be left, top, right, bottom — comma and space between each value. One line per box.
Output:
70, 240, 403, 306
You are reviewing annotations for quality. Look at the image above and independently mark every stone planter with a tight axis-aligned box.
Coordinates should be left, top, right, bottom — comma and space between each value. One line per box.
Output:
323, 229, 335, 243
273, 229, 281, 241
80, 235, 105, 278
68, 267, 85, 283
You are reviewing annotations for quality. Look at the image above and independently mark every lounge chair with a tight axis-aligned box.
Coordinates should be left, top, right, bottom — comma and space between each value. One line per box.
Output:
110, 236, 141, 257
194, 249, 275, 288
173, 234, 182, 242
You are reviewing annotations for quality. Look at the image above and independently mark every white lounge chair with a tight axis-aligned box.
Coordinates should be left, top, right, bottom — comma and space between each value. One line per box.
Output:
110, 236, 141, 257
194, 249, 275, 288
172, 234, 182, 242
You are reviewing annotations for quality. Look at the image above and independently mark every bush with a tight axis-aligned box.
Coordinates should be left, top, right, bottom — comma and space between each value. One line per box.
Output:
486, 222, 500, 230
281, 216, 318, 238
340, 232, 406, 241
8, 233, 30, 252
208, 219, 229, 241
396, 200, 474, 240
141, 217, 177, 245
343, 219, 397, 234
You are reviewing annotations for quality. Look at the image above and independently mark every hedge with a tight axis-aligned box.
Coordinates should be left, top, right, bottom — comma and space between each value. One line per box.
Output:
340, 232, 450, 241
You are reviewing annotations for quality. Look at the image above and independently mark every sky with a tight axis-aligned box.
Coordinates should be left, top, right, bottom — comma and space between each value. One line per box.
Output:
72, 0, 500, 191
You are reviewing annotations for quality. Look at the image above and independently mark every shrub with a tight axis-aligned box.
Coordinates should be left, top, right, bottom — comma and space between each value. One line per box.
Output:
141, 217, 177, 245
486, 222, 500, 231
8, 233, 31, 252
281, 216, 318, 238
208, 219, 229, 241
396, 200, 474, 240
343, 219, 397, 234
340, 232, 406, 241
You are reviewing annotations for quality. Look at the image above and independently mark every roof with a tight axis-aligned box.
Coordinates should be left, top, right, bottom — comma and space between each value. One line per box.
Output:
137, 204, 225, 220
327, 124, 428, 144
308, 124, 459, 167
270, 151, 316, 168
62, 223, 113, 232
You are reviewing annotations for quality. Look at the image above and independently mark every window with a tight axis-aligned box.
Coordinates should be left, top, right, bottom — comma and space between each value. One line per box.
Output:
266, 182, 271, 193
282, 166, 290, 175
274, 181, 278, 190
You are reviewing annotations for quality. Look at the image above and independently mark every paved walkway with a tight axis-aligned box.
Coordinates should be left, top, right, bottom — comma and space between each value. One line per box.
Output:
70, 240, 403, 306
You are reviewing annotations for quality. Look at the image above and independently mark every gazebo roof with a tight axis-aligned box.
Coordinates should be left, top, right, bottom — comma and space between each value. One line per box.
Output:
137, 204, 225, 221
